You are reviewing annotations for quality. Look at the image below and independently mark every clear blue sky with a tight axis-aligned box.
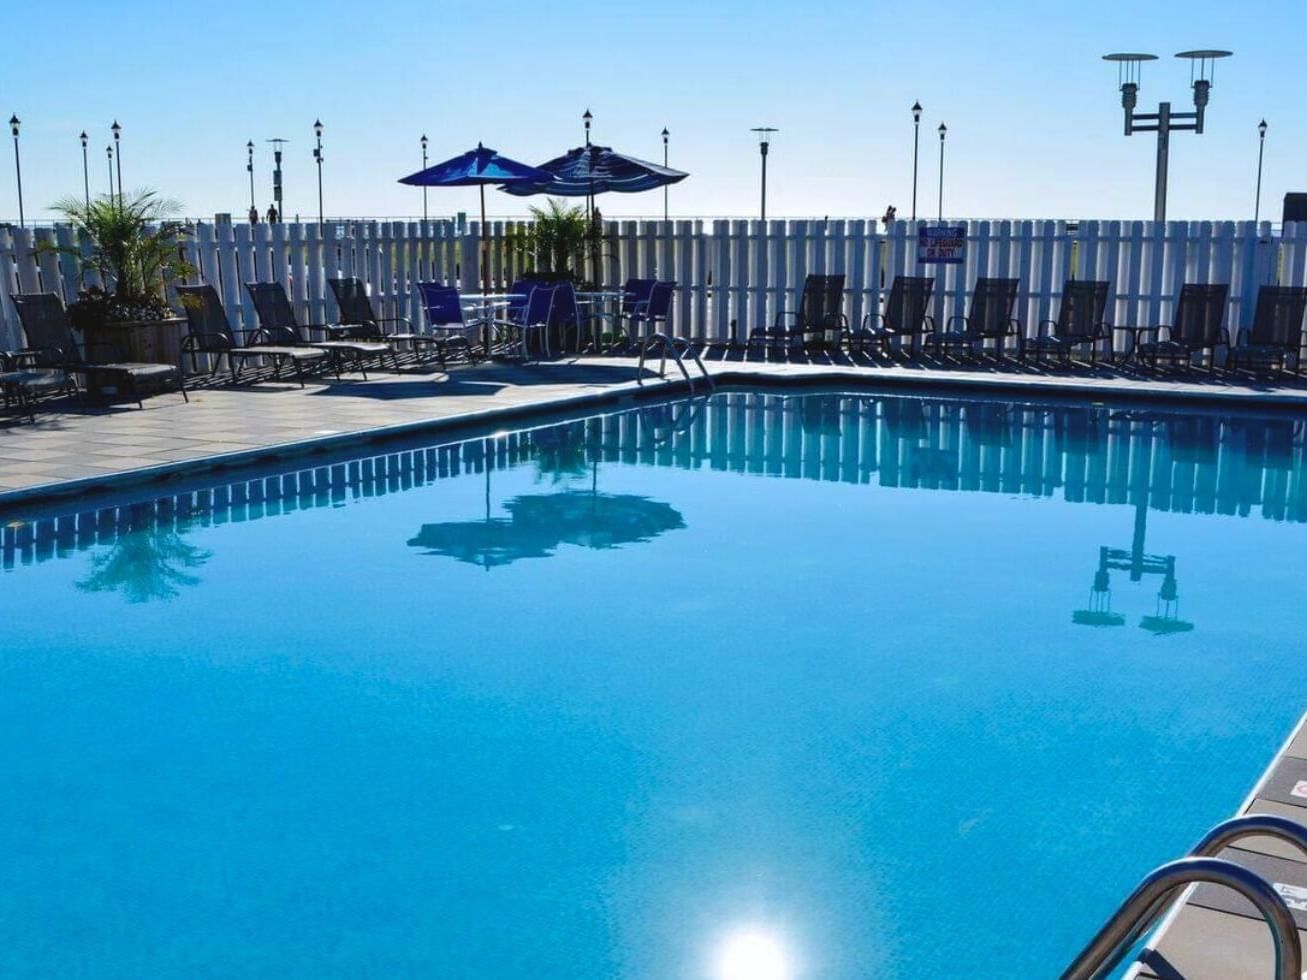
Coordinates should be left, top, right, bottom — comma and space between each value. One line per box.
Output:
4, 0, 1304, 223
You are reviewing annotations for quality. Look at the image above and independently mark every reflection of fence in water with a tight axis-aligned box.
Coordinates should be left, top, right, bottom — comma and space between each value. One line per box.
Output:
4, 393, 1305, 570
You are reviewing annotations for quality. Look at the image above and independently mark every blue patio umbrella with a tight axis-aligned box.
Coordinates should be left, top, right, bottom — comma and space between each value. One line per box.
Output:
398, 143, 551, 294
499, 144, 688, 198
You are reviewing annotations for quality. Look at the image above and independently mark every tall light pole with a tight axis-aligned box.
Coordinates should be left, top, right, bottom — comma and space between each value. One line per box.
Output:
937, 122, 947, 221
106, 144, 114, 200
267, 138, 287, 221
111, 120, 122, 208
1255, 119, 1268, 224
583, 108, 592, 146
313, 119, 324, 224
751, 127, 777, 221
582, 109, 594, 226
911, 102, 923, 222
80, 131, 90, 210
9, 115, 23, 228
420, 133, 429, 222
246, 140, 256, 216
662, 127, 670, 222
1102, 50, 1232, 222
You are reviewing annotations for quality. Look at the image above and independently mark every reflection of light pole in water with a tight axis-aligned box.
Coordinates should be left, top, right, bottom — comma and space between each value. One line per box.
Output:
1072, 500, 1193, 633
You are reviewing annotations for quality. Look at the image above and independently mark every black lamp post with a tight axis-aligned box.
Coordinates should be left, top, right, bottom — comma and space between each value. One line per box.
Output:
105, 144, 114, 200
583, 108, 592, 146
662, 127, 670, 222
313, 119, 324, 225
9, 114, 23, 228
911, 101, 922, 222
1255, 119, 1268, 224
937, 122, 947, 221
751, 127, 777, 221
80, 131, 90, 210
111, 120, 122, 208
420, 133, 429, 222
267, 138, 287, 222
246, 140, 256, 217
1103, 50, 1232, 222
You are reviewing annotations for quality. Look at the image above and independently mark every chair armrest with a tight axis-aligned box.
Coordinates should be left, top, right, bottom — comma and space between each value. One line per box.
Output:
774, 310, 800, 329
861, 312, 888, 331
946, 314, 969, 332
1037, 319, 1057, 338
921, 314, 936, 333
1004, 318, 1021, 336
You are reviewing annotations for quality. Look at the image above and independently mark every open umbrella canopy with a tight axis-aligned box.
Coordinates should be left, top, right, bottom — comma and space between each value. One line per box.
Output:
397, 143, 550, 187
499, 145, 688, 197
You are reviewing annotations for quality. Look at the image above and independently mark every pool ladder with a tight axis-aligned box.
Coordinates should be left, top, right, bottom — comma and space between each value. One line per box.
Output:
1061, 813, 1307, 980
636, 333, 712, 392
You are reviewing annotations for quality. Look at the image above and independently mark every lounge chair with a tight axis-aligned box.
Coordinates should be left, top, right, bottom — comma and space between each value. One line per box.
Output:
0, 347, 75, 422
847, 275, 935, 357
176, 284, 332, 386
330, 277, 459, 363
747, 274, 847, 354
10, 292, 187, 408
924, 277, 1021, 360
1135, 283, 1230, 372
1228, 286, 1307, 375
1021, 280, 1112, 366
245, 281, 399, 377
414, 282, 482, 365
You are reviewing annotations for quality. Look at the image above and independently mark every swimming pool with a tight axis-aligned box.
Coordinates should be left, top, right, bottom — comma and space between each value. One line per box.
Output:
3, 387, 1307, 977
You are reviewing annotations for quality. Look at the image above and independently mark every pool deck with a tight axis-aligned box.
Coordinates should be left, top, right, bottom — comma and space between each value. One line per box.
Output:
5, 354, 1307, 507
4, 354, 1307, 976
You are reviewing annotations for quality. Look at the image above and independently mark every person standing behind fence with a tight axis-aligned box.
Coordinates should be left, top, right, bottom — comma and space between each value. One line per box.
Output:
266, 203, 279, 224
248, 205, 259, 225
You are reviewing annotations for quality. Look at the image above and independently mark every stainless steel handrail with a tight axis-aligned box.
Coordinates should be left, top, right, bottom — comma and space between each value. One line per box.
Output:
1061, 850, 1303, 980
636, 332, 712, 392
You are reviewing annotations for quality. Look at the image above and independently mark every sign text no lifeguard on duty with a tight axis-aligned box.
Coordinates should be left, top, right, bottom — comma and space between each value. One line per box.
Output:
917, 226, 966, 264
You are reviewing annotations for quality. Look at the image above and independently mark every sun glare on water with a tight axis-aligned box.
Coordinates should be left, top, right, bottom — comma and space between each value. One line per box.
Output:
714, 927, 793, 980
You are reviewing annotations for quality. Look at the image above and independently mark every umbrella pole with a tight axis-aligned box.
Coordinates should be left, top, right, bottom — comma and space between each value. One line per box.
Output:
480, 183, 490, 354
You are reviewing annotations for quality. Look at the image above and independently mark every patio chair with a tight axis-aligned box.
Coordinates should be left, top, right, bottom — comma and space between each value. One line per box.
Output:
1021, 280, 1112, 366
923, 277, 1021, 360
747, 274, 847, 354
330, 277, 461, 365
488, 278, 545, 354
597, 278, 655, 351
0, 347, 76, 422
1228, 286, 1307, 375
10, 292, 187, 408
245, 281, 399, 377
414, 282, 482, 366
495, 284, 555, 362
1135, 283, 1230, 372
847, 275, 936, 357
176, 284, 332, 386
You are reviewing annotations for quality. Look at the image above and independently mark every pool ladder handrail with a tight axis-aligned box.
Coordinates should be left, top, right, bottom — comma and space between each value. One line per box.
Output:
636, 332, 712, 392
1061, 813, 1307, 980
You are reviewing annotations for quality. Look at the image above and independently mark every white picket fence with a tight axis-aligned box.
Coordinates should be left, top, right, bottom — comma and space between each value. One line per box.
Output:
2, 218, 1306, 352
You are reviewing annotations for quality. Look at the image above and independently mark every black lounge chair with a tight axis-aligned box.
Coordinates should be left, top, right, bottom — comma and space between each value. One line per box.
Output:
328, 277, 453, 363
1135, 283, 1230, 373
847, 275, 935, 357
176, 284, 332, 386
747, 274, 847, 354
924, 277, 1021, 360
245, 281, 399, 377
1021, 280, 1112, 366
10, 292, 187, 408
1228, 286, 1307, 376
0, 348, 75, 422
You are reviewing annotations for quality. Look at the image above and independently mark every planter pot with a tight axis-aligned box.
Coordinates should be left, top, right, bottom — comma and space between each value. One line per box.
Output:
81, 317, 186, 366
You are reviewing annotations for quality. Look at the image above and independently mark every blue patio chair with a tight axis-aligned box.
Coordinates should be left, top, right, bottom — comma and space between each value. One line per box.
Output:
489, 278, 545, 353
597, 278, 656, 352
549, 282, 601, 354
494, 284, 555, 361
415, 283, 482, 366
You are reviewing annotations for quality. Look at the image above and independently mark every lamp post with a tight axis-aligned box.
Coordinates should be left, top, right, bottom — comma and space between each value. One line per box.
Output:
937, 122, 947, 221
1102, 50, 1232, 222
313, 119, 324, 224
106, 144, 114, 200
80, 131, 90, 210
911, 101, 922, 222
583, 108, 592, 146
1255, 119, 1268, 224
582, 109, 594, 226
111, 120, 122, 208
662, 127, 669, 222
751, 127, 777, 221
267, 138, 287, 222
9, 115, 23, 228
420, 133, 429, 222
246, 140, 256, 217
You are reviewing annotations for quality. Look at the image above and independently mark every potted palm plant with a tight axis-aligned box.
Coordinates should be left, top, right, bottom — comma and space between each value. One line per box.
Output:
505, 198, 611, 286
41, 190, 195, 365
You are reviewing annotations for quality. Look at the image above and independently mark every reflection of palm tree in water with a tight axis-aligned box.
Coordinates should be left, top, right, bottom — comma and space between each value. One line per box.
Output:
76, 516, 212, 603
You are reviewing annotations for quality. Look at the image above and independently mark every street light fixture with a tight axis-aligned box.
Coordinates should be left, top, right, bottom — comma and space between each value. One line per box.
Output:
661, 127, 670, 222
911, 101, 922, 222
751, 127, 777, 221
111, 120, 122, 208
583, 108, 592, 145
420, 133, 429, 222
105, 144, 114, 200
246, 140, 256, 217
1102, 49, 1232, 222
80, 131, 90, 210
9, 114, 23, 228
1255, 119, 1268, 224
937, 122, 947, 221
313, 119, 324, 225
266, 138, 288, 222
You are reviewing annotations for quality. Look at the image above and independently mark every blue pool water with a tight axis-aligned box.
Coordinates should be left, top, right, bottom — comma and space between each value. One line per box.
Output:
3, 388, 1307, 978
